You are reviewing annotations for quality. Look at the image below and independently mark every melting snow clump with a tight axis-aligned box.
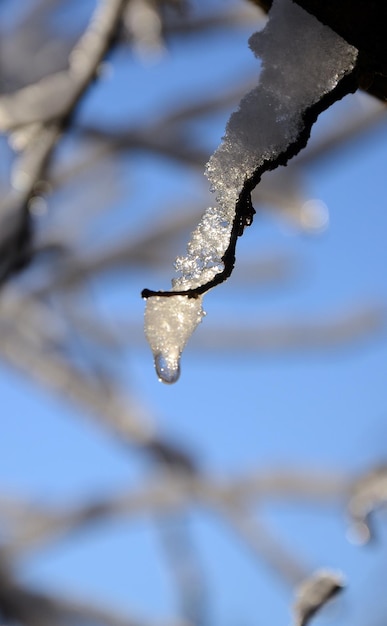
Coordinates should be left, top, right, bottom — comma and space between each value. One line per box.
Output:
144, 295, 204, 383
206, 0, 358, 216
144, 0, 358, 383
173, 206, 231, 290
144, 206, 229, 383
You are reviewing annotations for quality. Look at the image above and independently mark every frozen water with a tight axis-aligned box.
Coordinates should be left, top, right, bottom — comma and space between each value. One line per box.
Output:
173, 206, 231, 290
144, 295, 204, 383
154, 353, 181, 385
293, 569, 344, 626
144, 206, 228, 382
144, 0, 358, 382
207, 0, 358, 216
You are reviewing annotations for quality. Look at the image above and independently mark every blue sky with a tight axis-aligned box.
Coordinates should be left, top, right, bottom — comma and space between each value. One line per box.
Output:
1, 2, 387, 626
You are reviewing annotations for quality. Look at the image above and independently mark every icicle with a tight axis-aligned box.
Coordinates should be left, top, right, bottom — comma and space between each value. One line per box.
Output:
144, 295, 204, 384
143, 0, 358, 382
143, 205, 227, 383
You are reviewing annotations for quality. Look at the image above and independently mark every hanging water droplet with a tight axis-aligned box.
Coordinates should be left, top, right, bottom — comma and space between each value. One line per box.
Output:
154, 352, 180, 384
144, 295, 204, 383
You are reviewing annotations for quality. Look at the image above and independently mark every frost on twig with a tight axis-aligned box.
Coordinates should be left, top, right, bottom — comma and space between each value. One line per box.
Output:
0, 0, 125, 132
347, 464, 387, 544
293, 569, 344, 626
0, 0, 126, 285
143, 0, 359, 383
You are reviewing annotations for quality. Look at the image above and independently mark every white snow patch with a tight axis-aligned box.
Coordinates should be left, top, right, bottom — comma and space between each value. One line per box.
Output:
207, 0, 358, 216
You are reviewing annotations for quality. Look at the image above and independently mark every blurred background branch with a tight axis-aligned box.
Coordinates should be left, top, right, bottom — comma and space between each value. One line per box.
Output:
0, 1, 387, 626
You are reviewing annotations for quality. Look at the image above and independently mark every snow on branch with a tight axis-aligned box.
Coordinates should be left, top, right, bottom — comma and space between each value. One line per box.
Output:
142, 0, 359, 383
0, 0, 126, 285
0, 0, 125, 131
347, 464, 387, 544
293, 569, 344, 626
